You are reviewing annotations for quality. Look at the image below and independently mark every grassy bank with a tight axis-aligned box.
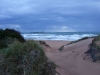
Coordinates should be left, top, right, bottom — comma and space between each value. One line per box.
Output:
0, 29, 57, 75
86, 35, 100, 62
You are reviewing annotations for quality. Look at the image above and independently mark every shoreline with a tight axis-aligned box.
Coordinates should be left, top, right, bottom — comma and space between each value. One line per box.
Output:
22, 32, 98, 41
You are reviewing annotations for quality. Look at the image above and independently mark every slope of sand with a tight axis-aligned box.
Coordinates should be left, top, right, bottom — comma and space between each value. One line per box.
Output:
44, 40, 70, 50
44, 39, 100, 75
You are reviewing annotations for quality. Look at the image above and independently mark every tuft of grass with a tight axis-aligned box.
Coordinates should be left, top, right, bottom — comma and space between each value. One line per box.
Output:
58, 45, 65, 51
0, 40, 57, 75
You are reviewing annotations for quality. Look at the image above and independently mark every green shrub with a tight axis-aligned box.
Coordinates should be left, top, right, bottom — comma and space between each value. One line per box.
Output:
4, 28, 25, 42
0, 28, 25, 49
0, 40, 57, 75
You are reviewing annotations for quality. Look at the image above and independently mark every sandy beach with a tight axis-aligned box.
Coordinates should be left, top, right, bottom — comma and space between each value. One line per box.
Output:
43, 39, 100, 75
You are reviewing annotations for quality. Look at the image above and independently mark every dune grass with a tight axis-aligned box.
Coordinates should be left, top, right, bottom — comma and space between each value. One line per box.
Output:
86, 35, 100, 62
0, 40, 57, 75
0, 29, 57, 75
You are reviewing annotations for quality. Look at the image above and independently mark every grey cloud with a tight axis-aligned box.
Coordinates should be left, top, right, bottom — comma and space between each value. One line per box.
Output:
0, 0, 100, 31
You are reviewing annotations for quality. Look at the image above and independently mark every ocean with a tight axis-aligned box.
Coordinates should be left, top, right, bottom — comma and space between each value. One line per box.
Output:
21, 32, 100, 41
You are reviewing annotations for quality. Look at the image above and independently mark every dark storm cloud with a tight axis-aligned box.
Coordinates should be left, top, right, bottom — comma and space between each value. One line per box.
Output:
0, 0, 100, 32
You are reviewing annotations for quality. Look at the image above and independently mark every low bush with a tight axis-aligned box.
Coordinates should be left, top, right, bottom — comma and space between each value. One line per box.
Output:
0, 28, 57, 75
0, 40, 57, 75
0, 28, 25, 49
0, 28, 25, 42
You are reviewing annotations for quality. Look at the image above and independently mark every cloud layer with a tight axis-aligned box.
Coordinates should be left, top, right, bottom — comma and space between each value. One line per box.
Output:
0, 0, 100, 32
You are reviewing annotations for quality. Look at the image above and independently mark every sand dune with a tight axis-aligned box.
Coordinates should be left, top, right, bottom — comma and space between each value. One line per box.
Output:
44, 39, 100, 75
44, 40, 70, 50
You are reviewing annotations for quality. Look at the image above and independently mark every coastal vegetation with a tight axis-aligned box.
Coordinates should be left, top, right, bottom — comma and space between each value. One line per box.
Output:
0, 28, 25, 49
0, 28, 25, 42
86, 35, 100, 62
0, 29, 57, 75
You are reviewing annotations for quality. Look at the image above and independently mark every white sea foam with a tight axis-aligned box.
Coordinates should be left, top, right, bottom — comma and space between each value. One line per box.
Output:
22, 33, 97, 41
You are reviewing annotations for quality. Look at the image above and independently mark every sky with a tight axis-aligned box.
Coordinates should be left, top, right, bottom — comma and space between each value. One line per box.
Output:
0, 0, 100, 32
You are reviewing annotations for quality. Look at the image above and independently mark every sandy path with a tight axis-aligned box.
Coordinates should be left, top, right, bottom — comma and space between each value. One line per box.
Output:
45, 39, 100, 75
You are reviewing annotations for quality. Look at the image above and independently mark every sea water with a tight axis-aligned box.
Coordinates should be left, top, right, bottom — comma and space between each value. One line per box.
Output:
21, 32, 100, 41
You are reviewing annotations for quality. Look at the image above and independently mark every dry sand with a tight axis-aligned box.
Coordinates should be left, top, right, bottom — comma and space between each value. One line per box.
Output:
44, 39, 100, 75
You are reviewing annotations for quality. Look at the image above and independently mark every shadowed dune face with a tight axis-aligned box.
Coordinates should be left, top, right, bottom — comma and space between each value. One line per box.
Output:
39, 41, 51, 48
37, 41, 52, 52
86, 35, 100, 62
